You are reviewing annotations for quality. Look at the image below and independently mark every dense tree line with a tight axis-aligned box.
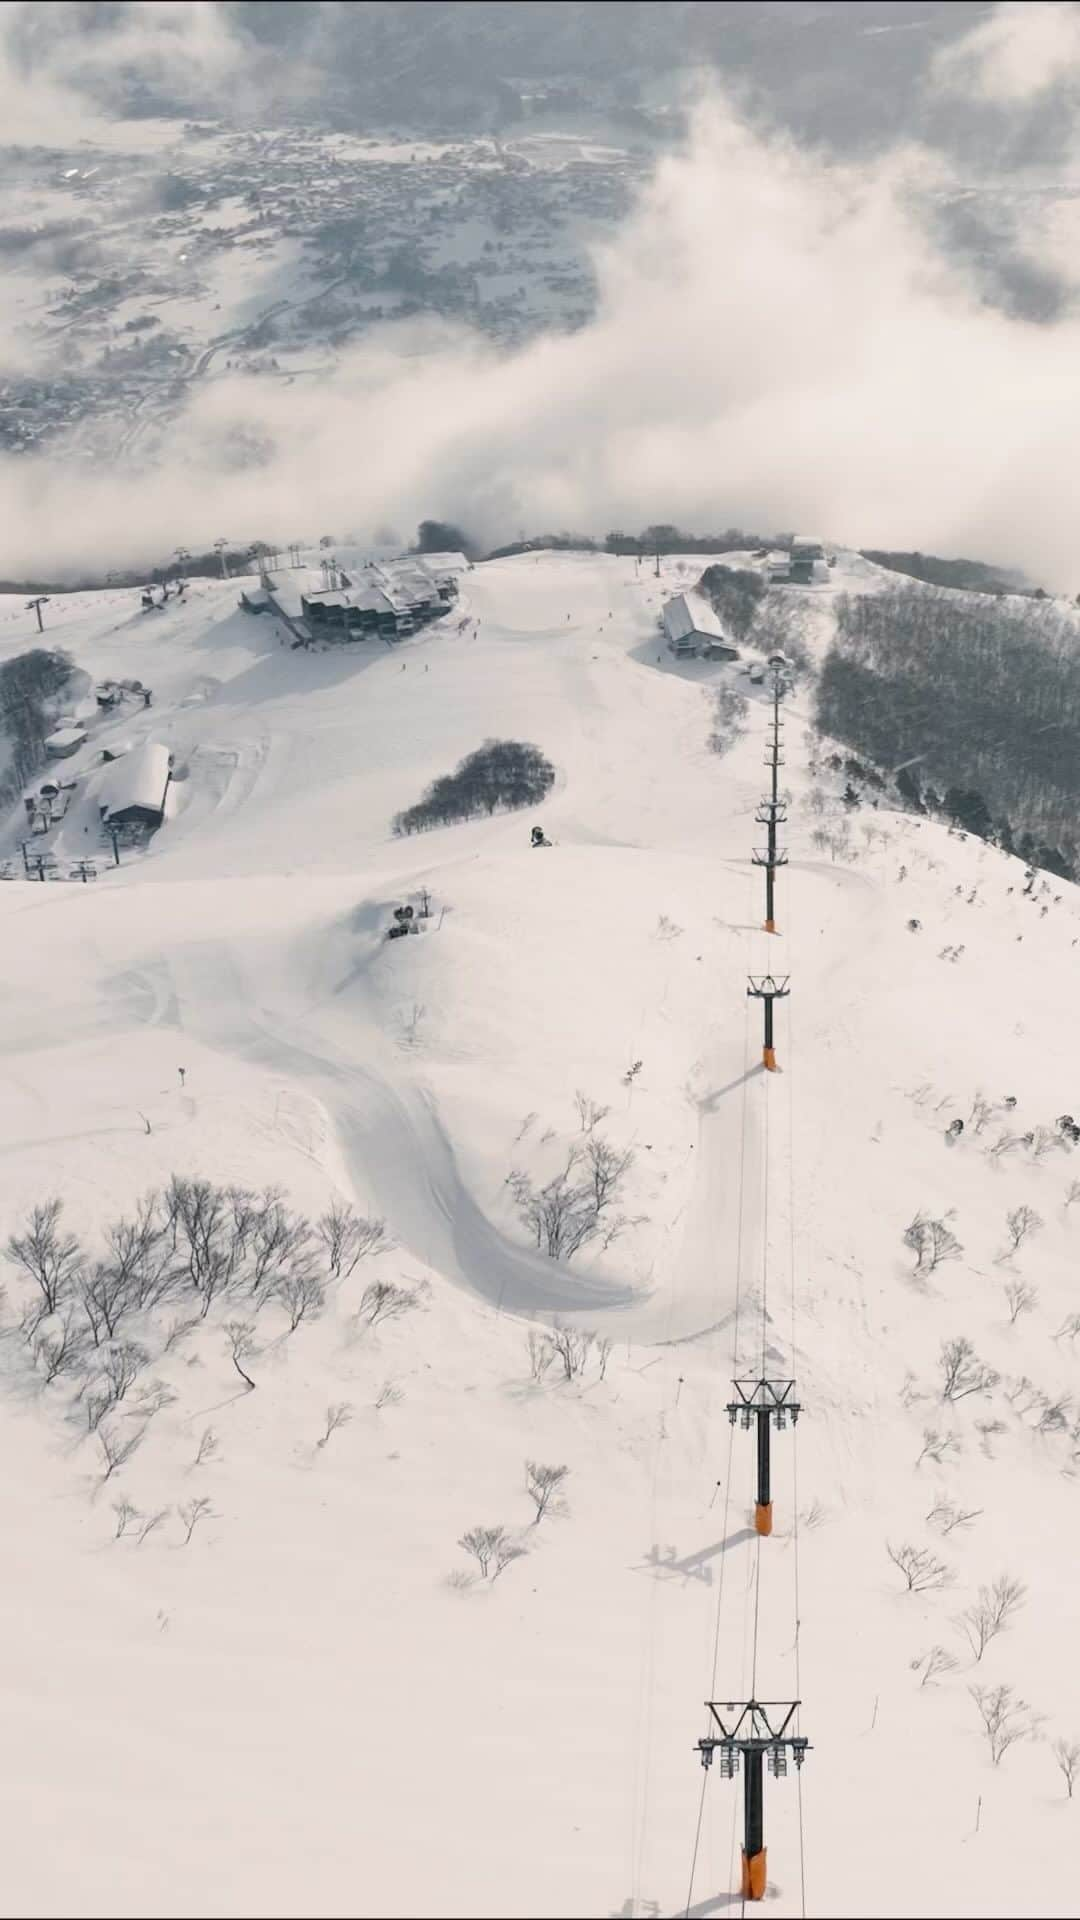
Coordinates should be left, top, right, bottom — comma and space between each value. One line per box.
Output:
860, 550, 1026, 595
603, 525, 786, 557
393, 739, 555, 836
817, 586, 1080, 875
0, 647, 73, 806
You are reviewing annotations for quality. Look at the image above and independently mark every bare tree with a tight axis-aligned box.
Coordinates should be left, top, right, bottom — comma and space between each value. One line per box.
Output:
1030, 1125, 1063, 1161
956, 1575, 1027, 1662
1053, 1313, 1080, 1343
597, 1336, 613, 1381
374, 1381, 403, 1410
97, 1421, 144, 1482
78, 1263, 135, 1348
192, 1427, 219, 1468
987, 1131, 1022, 1161
940, 1337, 998, 1402
249, 1198, 315, 1299
135, 1507, 170, 1546
549, 1322, 594, 1382
130, 1379, 177, 1420
101, 1340, 150, 1405
223, 1320, 257, 1391
317, 1203, 388, 1278
916, 1427, 962, 1468
1003, 1278, 1038, 1324
525, 1461, 569, 1525
1001, 1205, 1043, 1257
903, 1213, 962, 1273
509, 1134, 633, 1262
5, 1198, 84, 1315
178, 1496, 214, 1544
458, 1526, 503, 1578
1065, 1179, 1080, 1210
886, 1542, 953, 1592
359, 1279, 418, 1326
1037, 1395, 1072, 1434
492, 1535, 528, 1580
1053, 1737, 1080, 1799
277, 1268, 325, 1332
968, 1094, 994, 1136
925, 1493, 982, 1535
527, 1330, 554, 1381
112, 1498, 140, 1539
163, 1314, 200, 1353
970, 1683, 1039, 1766
912, 1644, 958, 1688
574, 1090, 611, 1133
33, 1312, 86, 1384
317, 1402, 353, 1448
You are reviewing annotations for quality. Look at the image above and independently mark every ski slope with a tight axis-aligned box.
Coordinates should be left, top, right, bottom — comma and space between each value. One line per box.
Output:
0, 552, 1078, 1918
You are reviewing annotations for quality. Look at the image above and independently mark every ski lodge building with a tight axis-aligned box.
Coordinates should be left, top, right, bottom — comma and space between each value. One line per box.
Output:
661, 591, 738, 660
98, 741, 172, 831
244, 552, 470, 647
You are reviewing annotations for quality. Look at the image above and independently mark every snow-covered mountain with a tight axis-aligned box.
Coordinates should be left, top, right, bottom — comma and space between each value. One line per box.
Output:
0, 549, 1077, 1918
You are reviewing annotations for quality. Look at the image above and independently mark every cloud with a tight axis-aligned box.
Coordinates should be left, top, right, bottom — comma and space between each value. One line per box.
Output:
2, 93, 1080, 587
932, 1, 1080, 104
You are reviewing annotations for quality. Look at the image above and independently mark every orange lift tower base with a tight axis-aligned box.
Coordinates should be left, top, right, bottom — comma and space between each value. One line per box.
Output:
727, 1378, 801, 1536
747, 973, 790, 1073
696, 1701, 810, 1904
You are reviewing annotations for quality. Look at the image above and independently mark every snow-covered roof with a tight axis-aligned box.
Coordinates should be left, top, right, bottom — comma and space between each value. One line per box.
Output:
661, 591, 724, 643
44, 726, 87, 753
99, 740, 171, 821
414, 551, 469, 574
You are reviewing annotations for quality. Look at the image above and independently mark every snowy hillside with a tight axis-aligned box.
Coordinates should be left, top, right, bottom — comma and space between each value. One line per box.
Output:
0, 551, 1078, 1919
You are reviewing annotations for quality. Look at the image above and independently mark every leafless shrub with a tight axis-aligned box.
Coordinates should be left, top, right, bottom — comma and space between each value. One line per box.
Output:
374, 1381, 403, 1410
135, 1506, 170, 1546
916, 1427, 962, 1468
550, 1322, 594, 1382
129, 1379, 177, 1420
166, 1176, 247, 1314
112, 1498, 140, 1539
940, 1337, 998, 1402
1030, 1125, 1063, 1161
987, 1131, 1022, 1161
1037, 1395, 1072, 1434
968, 1095, 994, 1135
317, 1402, 353, 1448
1003, 1279, 1038, 1324
102, 1340, 150, 1405
654, 915, 682, 942
317, 1203, 388, 1278
925, 1493, 982, 1535
223, 1319, 257, 1391
249, 1198, 315, 1299
178, 1496, 214, 1544
903, 1213, 962, 1273
527, 1329, 555, 1380
457, 1525, 528, 1582
5, 1198, 84, 1315
801, 1498, 828, 1530
1064, 1179, 1080, 1210
1053, 1737, 1080, 1798
509, 1134, 634, 1261
359, 1279, 418, 1326
193, 1426, 219, 1468
956, 1575, 1027, 1661
970, 1682, 1039, 1766
975, 1419, 1006, 1457
163, 1314, 199, 1352
886, 1542, 953, 1592
277, 1268, 325, 1333
574, 1090, 611, 1133
458, 1525, 504, 1578
33, 1312, 87, 1384
525, 1461, 569, 1525
597, 1336, 613, 1381
912, 1644, 958, 1688
97, 1421, 144, 1482
1001, 1205, 1043, 1257
1053, 1313, 1080, 1343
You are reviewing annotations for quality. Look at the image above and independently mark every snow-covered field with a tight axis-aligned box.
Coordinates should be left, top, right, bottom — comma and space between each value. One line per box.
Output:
1, 551, 1078, 1918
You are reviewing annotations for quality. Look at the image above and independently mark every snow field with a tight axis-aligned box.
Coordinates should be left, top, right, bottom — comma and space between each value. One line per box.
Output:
0, 552, 1078, 1915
